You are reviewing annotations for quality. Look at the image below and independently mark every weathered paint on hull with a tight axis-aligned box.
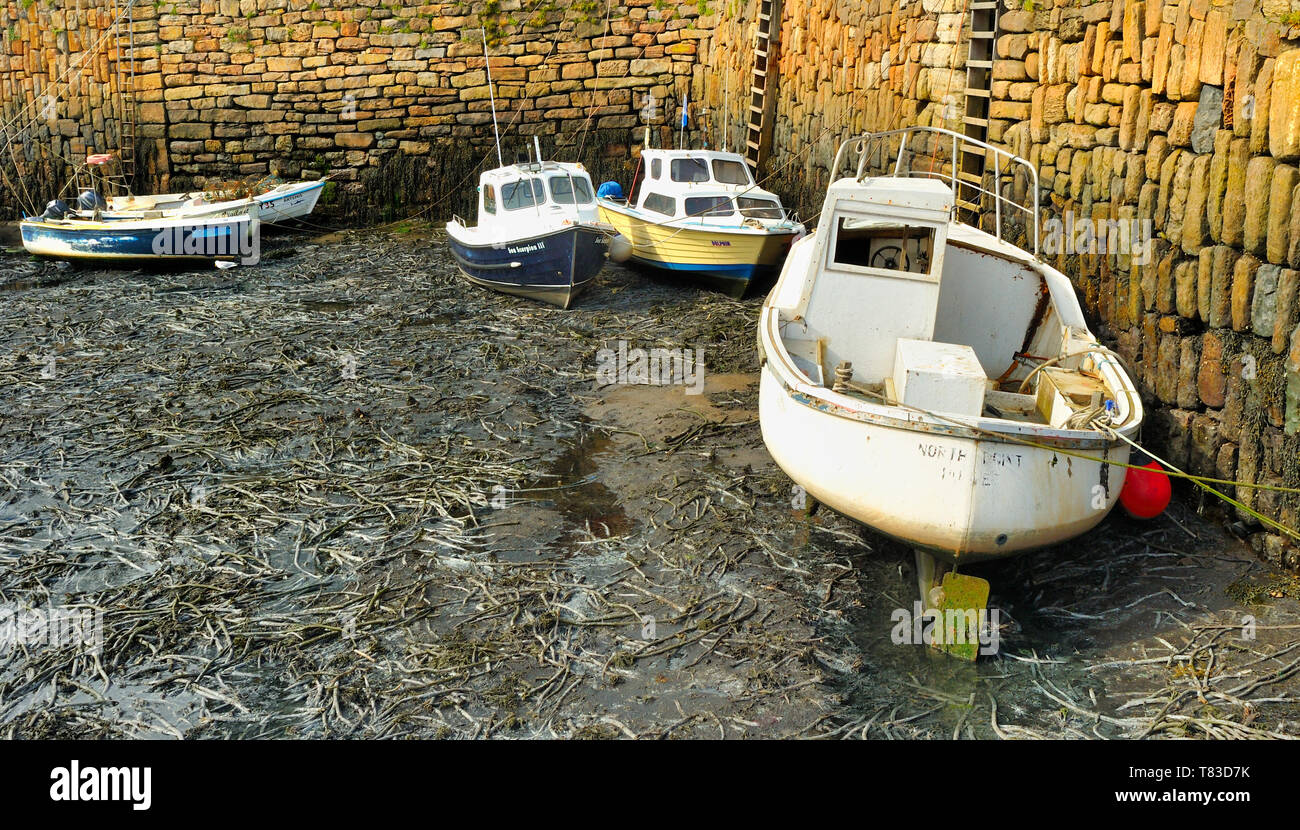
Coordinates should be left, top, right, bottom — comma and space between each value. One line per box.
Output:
597, 201, 795, 295
758, 362, 1132, 564
447, 224, 609, 309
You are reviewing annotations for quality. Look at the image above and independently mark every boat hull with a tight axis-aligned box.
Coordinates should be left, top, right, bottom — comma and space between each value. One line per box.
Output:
105, 181, 325, 224
19, 214, 257, 262
447, 223, 610, 309
597, 201, 797, 297
253, 181, 325, 223
758, 362, 1132, 564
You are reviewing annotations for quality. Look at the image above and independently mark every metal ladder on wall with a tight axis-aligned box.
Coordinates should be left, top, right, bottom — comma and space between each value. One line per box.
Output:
112, 0, 137, 194
957, 0, 999, 217
745, 0, 781, 171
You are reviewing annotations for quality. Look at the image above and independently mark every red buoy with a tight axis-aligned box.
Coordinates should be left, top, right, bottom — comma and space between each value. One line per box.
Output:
1120, 460, 1172, 519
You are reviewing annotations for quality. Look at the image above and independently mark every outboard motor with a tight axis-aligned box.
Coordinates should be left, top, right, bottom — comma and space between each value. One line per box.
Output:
596, 181, 625, 202
78, 190, 107, 211
41, 199, 71, 221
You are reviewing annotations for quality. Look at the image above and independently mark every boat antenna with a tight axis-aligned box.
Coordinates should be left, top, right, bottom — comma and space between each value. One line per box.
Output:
481, 28, 503, 168
534, 135, 542, 164
722, 74, 728, 153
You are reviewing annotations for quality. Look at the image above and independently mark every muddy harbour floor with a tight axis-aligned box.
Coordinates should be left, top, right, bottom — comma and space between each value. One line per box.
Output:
1, 223, 1298, 740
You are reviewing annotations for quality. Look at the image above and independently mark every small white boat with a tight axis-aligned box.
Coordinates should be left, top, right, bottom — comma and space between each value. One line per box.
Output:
446, 151, 629, 309
758, 127, 1144, 601
103, 179, 326, 224
597, 147, 805, 297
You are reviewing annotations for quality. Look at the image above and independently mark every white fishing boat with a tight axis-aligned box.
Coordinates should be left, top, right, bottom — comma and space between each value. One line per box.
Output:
757, 127, 1144, 606
446, 149, 628, 309
597, 146, 805, 297
103, 178, 326, 224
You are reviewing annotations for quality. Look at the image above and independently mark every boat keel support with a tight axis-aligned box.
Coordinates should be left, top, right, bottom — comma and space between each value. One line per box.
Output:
913, 549, 990, 662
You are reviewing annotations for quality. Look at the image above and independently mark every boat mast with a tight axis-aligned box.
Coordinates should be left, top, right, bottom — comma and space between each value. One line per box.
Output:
481, 28, 503, 168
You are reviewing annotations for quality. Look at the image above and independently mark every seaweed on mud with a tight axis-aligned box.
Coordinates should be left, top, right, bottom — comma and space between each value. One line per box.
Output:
0, 227, 1298, 740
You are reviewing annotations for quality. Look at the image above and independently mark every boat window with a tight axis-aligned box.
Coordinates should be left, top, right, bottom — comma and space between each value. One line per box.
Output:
670, 157, 710, 183
684, 196, 734, 217
651, 158, 661, 179
549, 175, 594, 204
832, 218, 935, 276
501, 178, 546, 210
483, 184, 496, 214
737, 197, 784, 219
712, 159, 751, 185
643, 192, 676, 216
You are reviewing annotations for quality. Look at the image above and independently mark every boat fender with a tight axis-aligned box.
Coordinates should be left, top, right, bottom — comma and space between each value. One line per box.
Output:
1119, 459, 1172, 519
607, 233, 633, 263
78, 190, 107, 211
41, 199, 71, 220
597, 181, 625, 202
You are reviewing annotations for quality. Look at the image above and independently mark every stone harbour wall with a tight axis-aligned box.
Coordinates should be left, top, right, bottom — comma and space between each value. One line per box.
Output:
0, 0, 712, 219
701, 0, 1300, 568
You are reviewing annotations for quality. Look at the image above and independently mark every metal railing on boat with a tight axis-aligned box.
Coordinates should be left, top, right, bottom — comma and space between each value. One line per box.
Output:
830, 126, 1040, 256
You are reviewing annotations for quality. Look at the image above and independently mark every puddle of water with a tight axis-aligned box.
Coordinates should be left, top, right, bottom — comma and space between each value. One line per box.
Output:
511, 431, 632, 545
299, 300, 354, 313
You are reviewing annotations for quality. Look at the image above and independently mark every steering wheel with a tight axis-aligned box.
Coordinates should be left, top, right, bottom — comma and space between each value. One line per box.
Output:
871, 245, 908, 271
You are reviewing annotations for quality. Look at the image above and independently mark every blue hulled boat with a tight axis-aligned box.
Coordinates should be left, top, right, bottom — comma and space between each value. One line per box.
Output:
20, 195, 260, 264
446, 159, 629, 309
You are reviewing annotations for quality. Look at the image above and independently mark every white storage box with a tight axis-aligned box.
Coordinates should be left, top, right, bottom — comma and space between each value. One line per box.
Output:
892, 338, 987, 417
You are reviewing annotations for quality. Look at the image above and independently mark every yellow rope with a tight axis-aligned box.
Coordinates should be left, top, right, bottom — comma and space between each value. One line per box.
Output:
1104, 427, 1300, 542
828, 376, 1300, 540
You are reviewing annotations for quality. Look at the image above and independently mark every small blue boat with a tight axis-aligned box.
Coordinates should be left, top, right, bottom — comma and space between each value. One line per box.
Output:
446, 159, 629, 309
20, 196, 260, 264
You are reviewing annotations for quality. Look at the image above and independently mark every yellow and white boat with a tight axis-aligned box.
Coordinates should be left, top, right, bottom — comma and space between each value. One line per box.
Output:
596, 148, 804, 297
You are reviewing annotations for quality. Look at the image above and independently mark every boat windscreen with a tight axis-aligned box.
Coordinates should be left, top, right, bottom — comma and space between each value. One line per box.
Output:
684, 196, 734, 217
670, 158, 710, 183
737, 197, 784, 219
501, 178, 546, 210
832, 218, 934, 275
549, 175, 594, 204
712, 159, 751, 185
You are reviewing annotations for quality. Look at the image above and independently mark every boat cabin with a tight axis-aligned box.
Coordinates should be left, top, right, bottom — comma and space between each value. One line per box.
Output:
628, 149, 789, 223
775, 170, 1095, 423
783, 177, 954, 382
474, 161, 600, 235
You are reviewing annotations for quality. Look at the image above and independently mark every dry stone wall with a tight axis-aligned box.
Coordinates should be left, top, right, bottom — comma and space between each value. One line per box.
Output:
1, 0, 712, 219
